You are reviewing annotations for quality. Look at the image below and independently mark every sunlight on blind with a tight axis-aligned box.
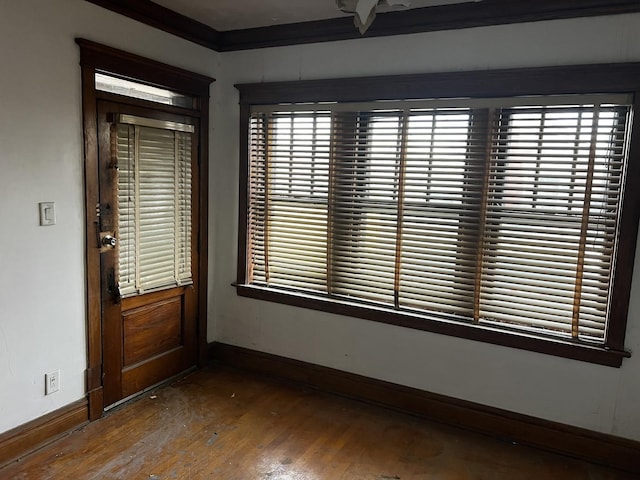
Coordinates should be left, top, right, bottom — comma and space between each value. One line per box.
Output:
399, 109, 480, 316
331, 112, 400, 304
117, 121, 193, 296
248, 97, 631, 344
480, 105, 628, 340
250, 112, 330, 291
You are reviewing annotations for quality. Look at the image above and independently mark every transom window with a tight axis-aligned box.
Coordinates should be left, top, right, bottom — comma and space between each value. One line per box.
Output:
96, 73, 195, 107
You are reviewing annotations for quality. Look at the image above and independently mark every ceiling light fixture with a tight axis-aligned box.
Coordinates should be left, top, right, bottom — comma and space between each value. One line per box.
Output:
337, 0, 411, 34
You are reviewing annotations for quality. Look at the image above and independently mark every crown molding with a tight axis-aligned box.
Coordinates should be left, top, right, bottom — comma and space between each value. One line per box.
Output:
86, 0, 640, 52
218, 0, 640, 51
85, 0, 222, 50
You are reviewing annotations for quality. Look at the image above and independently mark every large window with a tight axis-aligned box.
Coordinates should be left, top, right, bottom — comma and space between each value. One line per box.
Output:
237, 65, 640, 366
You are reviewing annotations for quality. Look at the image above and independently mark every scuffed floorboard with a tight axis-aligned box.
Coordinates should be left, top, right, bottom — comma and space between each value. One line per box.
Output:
0, 366, 633, 479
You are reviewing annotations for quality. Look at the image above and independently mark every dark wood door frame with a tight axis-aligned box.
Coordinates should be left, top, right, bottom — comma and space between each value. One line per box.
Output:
77, 38, 214, 420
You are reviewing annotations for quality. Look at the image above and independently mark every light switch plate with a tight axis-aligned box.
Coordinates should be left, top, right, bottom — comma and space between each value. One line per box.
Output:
39, 202, 56, 226
45, 370, 60, 395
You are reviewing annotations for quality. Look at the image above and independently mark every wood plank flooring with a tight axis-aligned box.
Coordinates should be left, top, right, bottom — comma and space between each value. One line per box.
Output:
1, 366, 634, 479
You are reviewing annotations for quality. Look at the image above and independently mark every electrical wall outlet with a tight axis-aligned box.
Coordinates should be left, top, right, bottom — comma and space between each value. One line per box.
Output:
45, 370, 60, 395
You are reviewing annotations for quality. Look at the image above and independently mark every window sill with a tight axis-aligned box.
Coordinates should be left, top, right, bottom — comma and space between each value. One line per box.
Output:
234, 284, 629, 367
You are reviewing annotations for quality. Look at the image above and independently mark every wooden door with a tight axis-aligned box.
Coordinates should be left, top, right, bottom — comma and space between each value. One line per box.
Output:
97, 100, 200, 407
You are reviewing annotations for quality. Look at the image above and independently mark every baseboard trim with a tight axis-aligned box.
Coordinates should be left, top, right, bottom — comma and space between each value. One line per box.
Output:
210, 342, 639, 473
0, 399, 89, 468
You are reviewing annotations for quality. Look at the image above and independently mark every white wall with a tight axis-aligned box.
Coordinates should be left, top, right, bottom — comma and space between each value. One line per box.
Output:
0, 0, 218, 434
212, 14, 640, 441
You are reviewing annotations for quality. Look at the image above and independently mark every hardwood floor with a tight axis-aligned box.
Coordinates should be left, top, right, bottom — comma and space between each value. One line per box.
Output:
1, 366, 633, 479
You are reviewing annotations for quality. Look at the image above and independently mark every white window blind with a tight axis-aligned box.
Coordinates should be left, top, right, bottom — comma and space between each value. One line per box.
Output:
117, 115, 193, 296
248, 94, 631, 343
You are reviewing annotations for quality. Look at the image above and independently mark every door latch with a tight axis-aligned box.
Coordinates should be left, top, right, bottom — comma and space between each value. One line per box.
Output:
106, 268, 121, 305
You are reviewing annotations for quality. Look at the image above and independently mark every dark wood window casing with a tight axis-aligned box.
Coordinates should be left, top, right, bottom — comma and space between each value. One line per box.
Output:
236, 63, 640, 367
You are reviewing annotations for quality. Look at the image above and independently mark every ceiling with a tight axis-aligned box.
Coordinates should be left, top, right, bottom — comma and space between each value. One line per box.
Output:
152, 0, 469, 31
86, 0, 640, 51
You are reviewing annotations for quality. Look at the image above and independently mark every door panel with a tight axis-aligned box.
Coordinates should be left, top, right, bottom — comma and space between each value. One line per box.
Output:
122, 291, 183, 366
98, 100, 199, 407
